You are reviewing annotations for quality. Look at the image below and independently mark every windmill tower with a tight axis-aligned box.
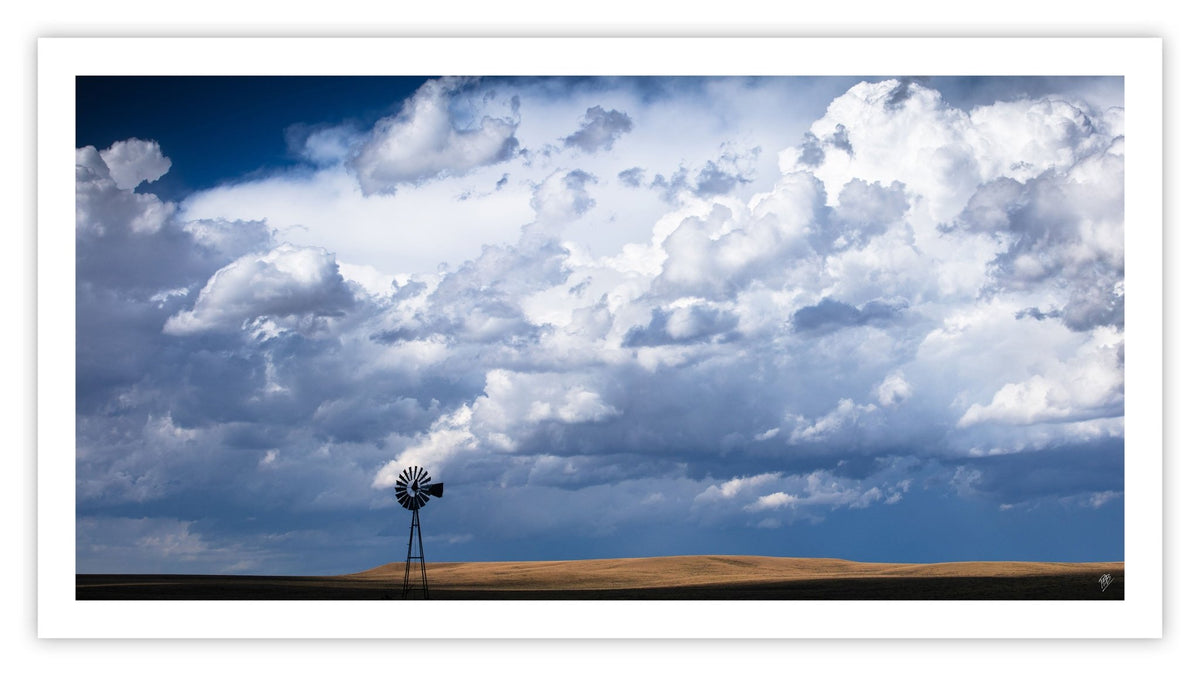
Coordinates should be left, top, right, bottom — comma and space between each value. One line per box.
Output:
394, 466, 444, 599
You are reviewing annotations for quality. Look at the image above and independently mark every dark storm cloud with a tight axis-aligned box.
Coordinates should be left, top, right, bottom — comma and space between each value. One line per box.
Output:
953, 439, 1124, 506
312, 396, 427, 444
563, 105, 634, 152
76, 145, 278, 418
791, 298, 908, 334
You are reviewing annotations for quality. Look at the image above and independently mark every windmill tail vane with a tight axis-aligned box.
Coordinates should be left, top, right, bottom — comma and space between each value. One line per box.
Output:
394, 465, 443, 599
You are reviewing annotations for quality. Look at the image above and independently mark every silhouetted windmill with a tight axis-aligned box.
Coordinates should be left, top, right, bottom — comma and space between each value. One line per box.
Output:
395, 466, 444, 599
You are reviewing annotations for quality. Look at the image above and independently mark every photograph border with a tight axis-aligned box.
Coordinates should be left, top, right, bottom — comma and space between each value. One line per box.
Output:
38, 36, 1162, 639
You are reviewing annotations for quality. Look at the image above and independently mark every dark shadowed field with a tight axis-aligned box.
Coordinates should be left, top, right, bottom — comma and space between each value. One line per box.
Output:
76, 555, 1123, 600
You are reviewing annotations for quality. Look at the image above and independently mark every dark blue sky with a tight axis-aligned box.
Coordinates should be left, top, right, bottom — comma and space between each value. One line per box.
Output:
77, 76, 428, 200
75, 75, 1125, 574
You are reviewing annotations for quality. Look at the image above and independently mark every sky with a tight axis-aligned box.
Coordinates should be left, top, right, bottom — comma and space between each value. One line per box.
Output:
75, 75, 1125, 575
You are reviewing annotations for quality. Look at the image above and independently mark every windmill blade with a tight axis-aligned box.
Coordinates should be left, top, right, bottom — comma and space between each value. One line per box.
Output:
394, 466, 441, 512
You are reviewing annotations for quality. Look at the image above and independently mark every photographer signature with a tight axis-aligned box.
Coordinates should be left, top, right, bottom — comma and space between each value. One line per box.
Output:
1099, 573, 1113, 592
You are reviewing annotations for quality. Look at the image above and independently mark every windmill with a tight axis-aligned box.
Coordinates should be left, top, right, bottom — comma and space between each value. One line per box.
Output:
395, 466, 444, 599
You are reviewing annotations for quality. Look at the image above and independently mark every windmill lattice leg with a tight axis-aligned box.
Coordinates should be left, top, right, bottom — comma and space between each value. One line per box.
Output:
416, 508, 428, 599
402, 508, 430, 599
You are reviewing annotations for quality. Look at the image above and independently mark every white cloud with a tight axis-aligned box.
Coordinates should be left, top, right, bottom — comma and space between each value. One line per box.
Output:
76, 145, 176, 235
259, 449, 280, 468
1085, 490, 1122, 508
99, 138, 172, 190
180, 166, 535, 277
693, 468, 902, 527
529, 169, 597, 227
472, 369, 619, 431
163, 243, 355, 335
745, 491, 799, 511
957, 327, 1123, 428
875, 371, 912, 407
695, 472, 781, 501
790, 398, 878, 442
373, 405, 478, 488
787, 79, 1124, 271
349, 77, 520, 194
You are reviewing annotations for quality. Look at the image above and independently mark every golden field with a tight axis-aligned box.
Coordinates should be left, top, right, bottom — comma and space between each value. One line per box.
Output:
77, 555, 1124, 600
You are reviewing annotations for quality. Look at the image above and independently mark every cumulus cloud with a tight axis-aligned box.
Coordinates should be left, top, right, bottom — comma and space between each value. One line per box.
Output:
564, 105, 633, 152
288, 123, 358, 166
622, 301, 739, 347
529, 169, 597, 226
957, 333, 1123, 427
474, 369, 618, 430
655, 173, 826, 298
76, 145, 176, 235
875, 371, 912, 407
349, 78, 520, 193
649, 143, 761, 201
164, 244, 356, 335
98, 138, 172, 190
951, 148, 1124, 331
812, 179, 907, 252
746, 491, 800, 511
787, 79, 1122, 234
694, 468, 904, 526
790, 399, 878, 443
